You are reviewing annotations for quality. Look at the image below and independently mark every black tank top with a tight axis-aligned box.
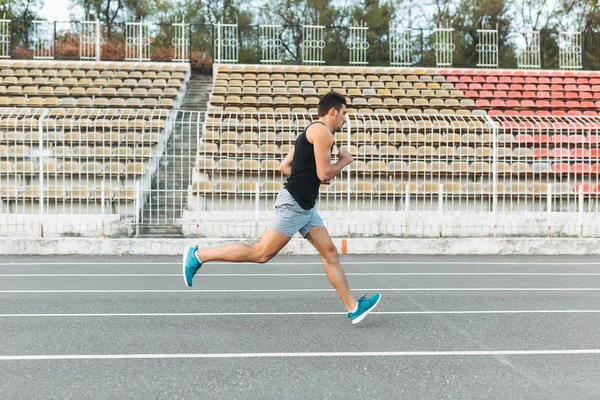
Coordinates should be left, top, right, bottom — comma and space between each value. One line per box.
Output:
283, 121, 328, 210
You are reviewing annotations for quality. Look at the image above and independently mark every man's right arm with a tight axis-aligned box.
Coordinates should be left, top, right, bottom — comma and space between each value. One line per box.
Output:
308, 124, 354, 182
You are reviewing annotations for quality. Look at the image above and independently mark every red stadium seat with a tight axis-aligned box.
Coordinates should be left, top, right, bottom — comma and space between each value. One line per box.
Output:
568, 135, 587, 145
552, 135, 569, 145
552, 163, 570, 173
521, 100, 535, 108
572, 163, 591, 174
571, 148, 590, 158
533, 148, 550, 158
574, 183, 596, 193
516, 134, 534, 144
533, 134, 551, 144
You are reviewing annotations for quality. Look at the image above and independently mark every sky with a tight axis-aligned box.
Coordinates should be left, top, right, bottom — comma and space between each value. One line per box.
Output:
39, 0, 72, 21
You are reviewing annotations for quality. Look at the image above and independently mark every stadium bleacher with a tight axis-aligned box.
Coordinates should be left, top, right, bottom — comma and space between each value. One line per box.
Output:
0, 60, 189, 223
189, 64, 600, 209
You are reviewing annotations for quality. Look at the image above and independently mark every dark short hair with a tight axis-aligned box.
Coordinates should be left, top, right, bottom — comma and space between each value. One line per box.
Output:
317, 91, 347, 117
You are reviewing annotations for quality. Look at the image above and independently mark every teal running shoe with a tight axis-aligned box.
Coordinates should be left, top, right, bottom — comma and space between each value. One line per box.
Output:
182, 245, 202, 287
348, 293, 381, 324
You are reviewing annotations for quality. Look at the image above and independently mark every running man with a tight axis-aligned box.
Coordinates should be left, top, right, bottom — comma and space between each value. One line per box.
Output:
182, 91, 381, 324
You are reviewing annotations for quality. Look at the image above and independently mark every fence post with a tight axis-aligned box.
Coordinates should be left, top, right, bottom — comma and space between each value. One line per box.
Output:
404, 183, 410, 238
53, 21, 57, 59
486, 115, 498, 237
546, 184, 552, 237
38, 109, 50, 238
438, 184, 444, 238
345, 113, 351, 237
100, 181, 105, 238
578, 186, 584, 238
254, 179, 260, 238
135, 180, 141, 238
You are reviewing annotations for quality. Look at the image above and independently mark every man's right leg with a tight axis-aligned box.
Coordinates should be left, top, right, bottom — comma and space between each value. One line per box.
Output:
183, 228, 291, 287
197, 227, 291, 264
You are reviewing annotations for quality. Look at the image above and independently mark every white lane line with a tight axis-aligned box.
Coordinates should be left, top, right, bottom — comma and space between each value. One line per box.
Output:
2, 261, 600, 266
3, 272, 600, 277
2, 349, 600, 361
2, 288, 600, 293
2, 310, 600, 317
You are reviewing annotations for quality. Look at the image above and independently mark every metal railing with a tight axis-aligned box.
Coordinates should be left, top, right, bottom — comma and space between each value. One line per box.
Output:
187, 111, 600, 238
2, 108, 600, 238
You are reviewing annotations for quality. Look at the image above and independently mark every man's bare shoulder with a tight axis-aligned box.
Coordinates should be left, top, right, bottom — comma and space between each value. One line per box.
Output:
306, 122, 332, 145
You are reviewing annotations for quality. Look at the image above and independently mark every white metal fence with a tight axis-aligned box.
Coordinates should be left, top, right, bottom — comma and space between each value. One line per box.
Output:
186, 111, 600, 238
80, 20, 101, 61
559, 30, 582, 70
32, 21, 54, 60
125, 21, 151, 62
259, 25, 283, 64
476, 28, 498, 68
2, 109, 600, 238
214, 21, 239, 64
434, 27, 454, 67
0, 17, 10, 59
347, 21, 369, 66
389, 26, 412, 67
302, 24, 326, 65
517, 30, 541, 69
172, 19, 190, 63
0, 107, 174, 237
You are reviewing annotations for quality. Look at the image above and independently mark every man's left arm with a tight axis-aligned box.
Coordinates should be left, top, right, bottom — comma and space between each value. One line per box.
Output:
278, 146, 295, 176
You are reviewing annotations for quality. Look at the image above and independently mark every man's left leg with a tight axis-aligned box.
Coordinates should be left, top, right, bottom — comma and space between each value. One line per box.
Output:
304, 224, 381, 324
304, 226, 357, 312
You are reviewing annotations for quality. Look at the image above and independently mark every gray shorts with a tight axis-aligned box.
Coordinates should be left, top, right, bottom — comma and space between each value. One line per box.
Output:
267, 188, 324, 238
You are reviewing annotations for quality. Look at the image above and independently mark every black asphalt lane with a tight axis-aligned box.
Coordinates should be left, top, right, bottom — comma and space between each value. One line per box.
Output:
2, 255, 600, 399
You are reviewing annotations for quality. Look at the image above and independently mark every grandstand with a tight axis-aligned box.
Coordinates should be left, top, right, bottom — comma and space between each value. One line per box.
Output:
0, 16, 599, 239
184, 64, 600, 238
0, 60, 191, 236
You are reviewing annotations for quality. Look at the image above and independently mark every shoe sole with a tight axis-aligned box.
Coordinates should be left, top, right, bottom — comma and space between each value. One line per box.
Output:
182, 245, 193, 287
351, 294, 381, 325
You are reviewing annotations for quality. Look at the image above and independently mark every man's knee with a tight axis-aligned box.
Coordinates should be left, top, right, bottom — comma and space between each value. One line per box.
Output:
320, 243, 338, 262
254, 247, 276, 264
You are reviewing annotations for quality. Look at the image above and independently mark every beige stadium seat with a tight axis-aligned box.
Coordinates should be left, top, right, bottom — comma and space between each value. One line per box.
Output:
529, 183, 549, 195
450, 161, 469, 173
104, 162, 125, 175
508, 182, 528, 194
195, 157, 216, 172
14, 161, 35, 174
367, 160, 387, 174
217, 158, 238, 172
469, 161, 491, 174
113, 187, 136, 201
59, 161, 80, 174
353, 181, 374, 195
511, 162, 533, 175
430, 161, 449, 173
238, 159, 260, 173
409, 161, 429, 173
260, 159, 280, 173
262, 180, 282, 194
80, 161, 103, 174
68, 186, 91, 200
420, 182, 439, 194
238, 180, 258, 194
125, 162, 146, 176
